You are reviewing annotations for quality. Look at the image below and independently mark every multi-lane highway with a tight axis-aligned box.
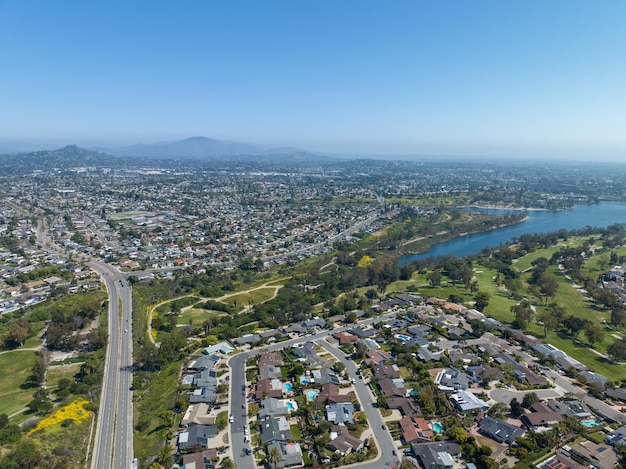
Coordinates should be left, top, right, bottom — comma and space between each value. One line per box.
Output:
34, 216, 135, 467
88, 261, 134, 469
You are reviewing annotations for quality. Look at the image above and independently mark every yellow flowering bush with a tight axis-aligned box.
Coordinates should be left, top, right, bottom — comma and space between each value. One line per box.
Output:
28, 398, 92, 434
357, 255, 372, 268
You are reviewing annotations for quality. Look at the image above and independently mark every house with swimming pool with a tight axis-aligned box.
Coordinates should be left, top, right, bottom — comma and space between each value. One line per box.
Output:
259, 397, 289, 419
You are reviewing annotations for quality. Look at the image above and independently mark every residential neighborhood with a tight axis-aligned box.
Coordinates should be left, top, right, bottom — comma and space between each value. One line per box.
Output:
162, 293, 626, 469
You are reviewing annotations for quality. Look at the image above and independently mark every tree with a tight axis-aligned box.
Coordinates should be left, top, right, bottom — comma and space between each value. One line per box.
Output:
5, 321, 28, 348
469, 319, 487, 338
563, 315, 589, 338
157, 444, 174, 469
539, 274, 558, 304
511, 303, 533, 330
611, 306, 626, 327
449, 426, 468, 444
584, 323, 605, 346
28, 387, 53, 415
608, 339, 626, 361
353, 341, 368, 359
427, 271, 442, 288
474, 292, 490, 312
521, 392, 539, 409
537, 311, 558, 337
487, 402, 509, 420
510, 398, 524, 418
267, 446, 282, 469
365, 288, 378, 300
219, 457, 235, 469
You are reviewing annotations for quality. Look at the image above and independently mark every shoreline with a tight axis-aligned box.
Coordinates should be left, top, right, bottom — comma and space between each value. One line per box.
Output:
459, 204, 549, 212
398, 214, 529, 259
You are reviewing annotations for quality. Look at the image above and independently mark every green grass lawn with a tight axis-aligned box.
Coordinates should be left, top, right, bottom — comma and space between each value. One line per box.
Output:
46, 364, 82, 389
221, 288, 278, 308
178, 308, 226, 325
0, 350, 38, 417
548, 266, 610, 325
512, 237, 587, 271
290, 424, 301, 440
23, 336, 44, 349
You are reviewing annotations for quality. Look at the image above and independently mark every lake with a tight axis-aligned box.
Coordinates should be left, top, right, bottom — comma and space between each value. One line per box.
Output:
398, 201, 626, 264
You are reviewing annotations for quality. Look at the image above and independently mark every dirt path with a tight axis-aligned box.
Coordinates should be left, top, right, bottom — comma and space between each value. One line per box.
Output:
0, 347, 40, 355
148, 280, 287, 346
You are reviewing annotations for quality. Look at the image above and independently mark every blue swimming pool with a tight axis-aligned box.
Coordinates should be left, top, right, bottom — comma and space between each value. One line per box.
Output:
283, 382, 293, 392
307, 389, 319, 400
582, 420, 601, 427
300, 376, 309, 385
286, 401, 296, 411
395, 334, 410, 342
432, 422, 443, 434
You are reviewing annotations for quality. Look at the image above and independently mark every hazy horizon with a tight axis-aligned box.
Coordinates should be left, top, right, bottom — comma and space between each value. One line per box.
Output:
1, 1, 625, 161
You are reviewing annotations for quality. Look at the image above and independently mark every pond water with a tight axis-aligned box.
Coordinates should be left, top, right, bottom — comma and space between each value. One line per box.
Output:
399, 201, 626, 264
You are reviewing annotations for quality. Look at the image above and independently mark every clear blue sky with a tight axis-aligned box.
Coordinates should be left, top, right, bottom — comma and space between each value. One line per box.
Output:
1, 0, 625, 159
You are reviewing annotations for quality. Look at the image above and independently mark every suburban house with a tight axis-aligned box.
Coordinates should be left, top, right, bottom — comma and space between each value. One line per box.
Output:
259, 397, 290, 419
412, 441, 461, 469
311, 368, 339, 385
399, 416, 434, 444
478, 416, 525, 445
569, 440, 618, 469
259, 363, 282, 380
450, 390, 490, 412
334, 332, 358, 345
258, 352, 283, 367
546, 399, 592, 419
267, 441, 304, 468
327, 425, 364, 455
538, 451, 585, 469
178, 424, 218, 450
255, 378, 283, 400
181, 449, 218, 469
315, 383, 352, 408
260, 416, 292, 444
606, 426, 626, 447
189, 386, 216, 404
181, 403, 215, 427
364, 349, 391, 365
521, 402, 564, 430
379, 377, 407, 398
326, 403, 354, 425
387, 397, 421, 418
435, 367, 469, 392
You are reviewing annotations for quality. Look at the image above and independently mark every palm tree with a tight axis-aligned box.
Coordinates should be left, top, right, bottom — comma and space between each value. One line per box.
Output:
219, 457, 234, 469
267, 445, 282, 469
157, 444, 174, 468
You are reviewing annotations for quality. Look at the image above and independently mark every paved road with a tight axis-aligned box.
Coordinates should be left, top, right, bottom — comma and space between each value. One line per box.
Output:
477, 333, 626, 425
228, 311, 401, 469
489, 388, 563, 404
318, 340, 400, 469
88, 261, 134, 469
